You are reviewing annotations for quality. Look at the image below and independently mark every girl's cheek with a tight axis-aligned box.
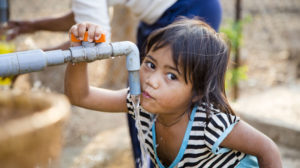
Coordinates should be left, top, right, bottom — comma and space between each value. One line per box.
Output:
140, 69, 146, 82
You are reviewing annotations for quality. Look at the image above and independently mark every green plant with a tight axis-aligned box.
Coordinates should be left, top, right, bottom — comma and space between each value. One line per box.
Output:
220, 16, 251, 97
225, 65, 248, 91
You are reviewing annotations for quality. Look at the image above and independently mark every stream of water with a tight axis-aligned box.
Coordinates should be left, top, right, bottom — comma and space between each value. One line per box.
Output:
131, 95, 157, 168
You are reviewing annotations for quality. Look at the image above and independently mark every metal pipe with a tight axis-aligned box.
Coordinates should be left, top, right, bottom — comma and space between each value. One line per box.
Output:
0, 41, 141, 95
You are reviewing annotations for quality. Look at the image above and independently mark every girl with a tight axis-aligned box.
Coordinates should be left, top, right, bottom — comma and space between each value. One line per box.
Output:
65, 19, 282, 168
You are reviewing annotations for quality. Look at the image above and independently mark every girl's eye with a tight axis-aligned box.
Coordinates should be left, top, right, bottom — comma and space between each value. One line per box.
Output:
167, 73, 177, 80
146, 61, 155, 69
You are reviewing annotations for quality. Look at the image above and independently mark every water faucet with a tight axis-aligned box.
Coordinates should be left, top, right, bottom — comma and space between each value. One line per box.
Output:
0, 33, 141, 95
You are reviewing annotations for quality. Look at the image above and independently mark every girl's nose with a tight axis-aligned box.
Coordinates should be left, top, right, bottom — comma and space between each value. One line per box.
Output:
146, 73, 160, 89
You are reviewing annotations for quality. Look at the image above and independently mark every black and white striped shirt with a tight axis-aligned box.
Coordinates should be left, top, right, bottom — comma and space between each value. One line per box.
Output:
127, 93, 258, 168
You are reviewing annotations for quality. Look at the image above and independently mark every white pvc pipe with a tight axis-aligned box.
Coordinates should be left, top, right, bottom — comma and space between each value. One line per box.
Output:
0, 41, 141, 95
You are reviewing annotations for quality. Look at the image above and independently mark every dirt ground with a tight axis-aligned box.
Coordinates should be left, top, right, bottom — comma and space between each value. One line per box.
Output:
2, 0, 300, 167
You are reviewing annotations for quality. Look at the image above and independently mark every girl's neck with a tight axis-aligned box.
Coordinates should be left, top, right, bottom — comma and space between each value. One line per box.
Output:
155, 108, 192, 165
156, 107, 190, 127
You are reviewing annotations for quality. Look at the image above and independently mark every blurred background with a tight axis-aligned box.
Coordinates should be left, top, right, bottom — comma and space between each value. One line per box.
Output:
1, 0, 300, 167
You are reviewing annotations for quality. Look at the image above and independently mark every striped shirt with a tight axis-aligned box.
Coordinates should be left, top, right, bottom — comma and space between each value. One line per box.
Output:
126, 93, 258, 168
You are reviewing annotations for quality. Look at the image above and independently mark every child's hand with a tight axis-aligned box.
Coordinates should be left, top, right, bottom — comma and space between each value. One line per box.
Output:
69, 22, 104, 47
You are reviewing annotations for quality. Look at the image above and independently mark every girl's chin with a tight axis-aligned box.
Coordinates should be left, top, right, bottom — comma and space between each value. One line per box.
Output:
140, 102, 149, 111
140, 102, 152, 112
140, 104, 160, 114
140, 99, 162, 114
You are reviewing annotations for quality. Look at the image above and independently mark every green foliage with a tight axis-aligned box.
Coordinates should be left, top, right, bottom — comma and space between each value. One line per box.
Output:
220, 16, 252, 93
220, 16, 251, 54
225, 65, 248, 90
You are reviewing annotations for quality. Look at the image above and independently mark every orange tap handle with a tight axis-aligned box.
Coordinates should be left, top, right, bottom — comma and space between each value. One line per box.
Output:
70, 32, 106, 43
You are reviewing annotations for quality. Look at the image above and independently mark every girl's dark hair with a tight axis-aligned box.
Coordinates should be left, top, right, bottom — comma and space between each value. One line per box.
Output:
143, 18, 235, 116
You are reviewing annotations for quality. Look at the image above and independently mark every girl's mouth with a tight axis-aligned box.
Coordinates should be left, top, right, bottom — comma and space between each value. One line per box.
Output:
142, 91, 153, 99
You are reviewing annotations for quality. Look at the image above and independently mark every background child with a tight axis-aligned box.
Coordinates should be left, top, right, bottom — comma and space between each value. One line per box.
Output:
65, 18, 282, 168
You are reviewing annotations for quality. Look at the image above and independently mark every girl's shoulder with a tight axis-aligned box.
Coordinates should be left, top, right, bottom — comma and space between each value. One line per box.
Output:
197, 103, 238, 120
195, 103, 240, 133
194, 103, 241, 155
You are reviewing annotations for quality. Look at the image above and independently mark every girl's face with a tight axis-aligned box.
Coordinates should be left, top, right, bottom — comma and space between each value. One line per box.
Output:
140, 45, 193, 115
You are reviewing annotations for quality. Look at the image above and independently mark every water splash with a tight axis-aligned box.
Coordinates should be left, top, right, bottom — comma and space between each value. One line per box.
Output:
131, 95, 158, 168
131, 95, 147, 168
